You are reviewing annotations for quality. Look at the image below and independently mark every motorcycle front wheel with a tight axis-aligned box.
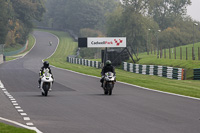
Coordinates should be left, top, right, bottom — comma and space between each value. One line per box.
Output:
107, 82, 113, 95
43, 83, 50, 96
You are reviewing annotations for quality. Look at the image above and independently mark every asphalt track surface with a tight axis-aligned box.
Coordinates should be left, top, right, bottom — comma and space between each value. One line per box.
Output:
0, 31, 200, 133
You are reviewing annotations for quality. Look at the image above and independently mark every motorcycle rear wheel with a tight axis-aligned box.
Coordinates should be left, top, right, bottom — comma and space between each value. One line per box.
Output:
109, 89, 112, 95
104, 90, 108, 95
44, 90, 48, 96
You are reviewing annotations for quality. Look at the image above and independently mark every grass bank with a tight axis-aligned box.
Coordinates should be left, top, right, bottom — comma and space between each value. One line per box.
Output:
6, 34, 35, 61
133, 43, 200, 79
39, 29, 200, 99
4, 44, 23, 52
0, 122, 36, 133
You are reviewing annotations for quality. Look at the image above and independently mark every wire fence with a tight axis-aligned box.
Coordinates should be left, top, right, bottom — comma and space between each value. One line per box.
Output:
137, 45, 200, 60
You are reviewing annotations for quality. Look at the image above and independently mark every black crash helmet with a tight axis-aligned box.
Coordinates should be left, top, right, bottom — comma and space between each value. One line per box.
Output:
105, 60, 111, 66
43, 61, 49, 68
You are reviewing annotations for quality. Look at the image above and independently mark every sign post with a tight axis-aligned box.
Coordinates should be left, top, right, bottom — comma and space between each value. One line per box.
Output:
0, 44, 5, 62
78, 37, 135, 66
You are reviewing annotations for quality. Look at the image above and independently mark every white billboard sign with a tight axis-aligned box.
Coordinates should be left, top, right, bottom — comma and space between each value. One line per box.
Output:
87, 37, 126, 48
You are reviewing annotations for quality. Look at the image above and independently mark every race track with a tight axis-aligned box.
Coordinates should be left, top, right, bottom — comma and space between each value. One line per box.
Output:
0, 31, 200, 133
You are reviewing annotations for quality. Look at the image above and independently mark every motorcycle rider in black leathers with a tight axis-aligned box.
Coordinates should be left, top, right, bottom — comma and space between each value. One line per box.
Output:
100, 60, 116, 87
38, 61, 53, 88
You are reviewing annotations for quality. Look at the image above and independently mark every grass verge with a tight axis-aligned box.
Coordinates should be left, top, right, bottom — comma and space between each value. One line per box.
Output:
37, 29, 200, 99
0, 122, 36, 133
132, 43, 200, 79
6, 34, 35, 61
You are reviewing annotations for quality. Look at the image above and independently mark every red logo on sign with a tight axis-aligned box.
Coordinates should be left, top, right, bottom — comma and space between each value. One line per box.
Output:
105, 41, 113, 44
114, 39, 123, 46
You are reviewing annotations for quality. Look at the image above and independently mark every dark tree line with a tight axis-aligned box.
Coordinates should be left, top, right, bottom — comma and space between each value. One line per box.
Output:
107, 0, 200, 52
0, 0, 45, 47
37, 0, 118, 58
38, 0, 117, 35
40, 0, 200, 58
2, 0, 198, 58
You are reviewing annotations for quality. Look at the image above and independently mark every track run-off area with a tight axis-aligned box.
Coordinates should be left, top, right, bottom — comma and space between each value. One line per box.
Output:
0, 31, 200, 133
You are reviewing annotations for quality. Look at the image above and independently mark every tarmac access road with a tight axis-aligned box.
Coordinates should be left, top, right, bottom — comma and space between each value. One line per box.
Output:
0, 31, 200, 133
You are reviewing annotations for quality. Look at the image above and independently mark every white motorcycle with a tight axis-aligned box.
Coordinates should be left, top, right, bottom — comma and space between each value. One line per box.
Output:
103, 72, 116, 95
40, 71, 54, 96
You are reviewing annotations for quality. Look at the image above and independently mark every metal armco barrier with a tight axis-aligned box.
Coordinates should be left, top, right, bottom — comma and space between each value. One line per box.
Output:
0, 41, 28, 56
123, 62, 184, 80
0, 54, 3, 64
67, 57, 101, 69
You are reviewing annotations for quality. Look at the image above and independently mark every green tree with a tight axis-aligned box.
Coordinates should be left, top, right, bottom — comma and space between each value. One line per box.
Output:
148, 0, 191, 30
10, 0, 45, 22
106, 5, 159, 52
0, 0, 45, 47
121, 0, 149, 14
0, 0, 13, 44
6, 0, 46, 46
106, 5, 124, 37
40, 0, 117, 34
106, 0, 198, 53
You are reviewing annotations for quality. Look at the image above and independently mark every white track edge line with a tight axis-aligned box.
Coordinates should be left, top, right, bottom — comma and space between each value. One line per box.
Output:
0, 81, 37, 130
0, 80, 4, 88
